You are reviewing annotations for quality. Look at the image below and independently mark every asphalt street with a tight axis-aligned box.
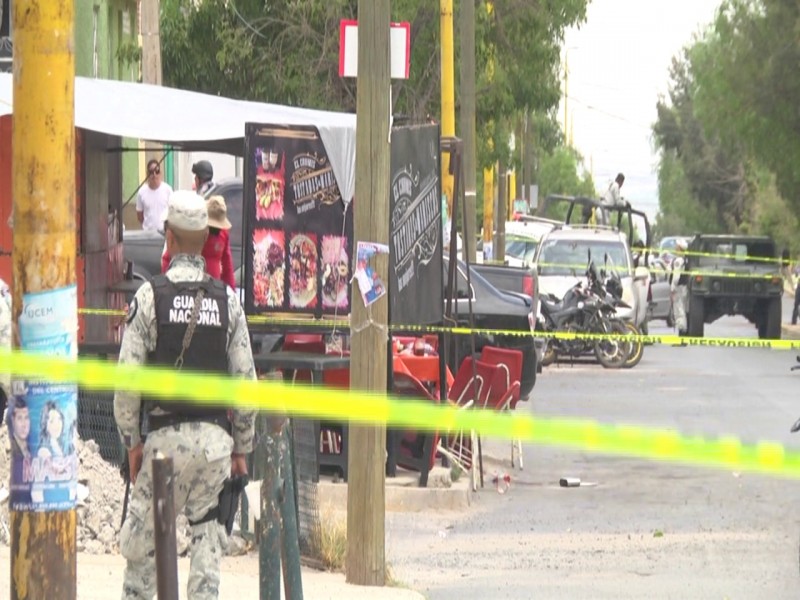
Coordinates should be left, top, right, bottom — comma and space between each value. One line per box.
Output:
386, 297, 800, 599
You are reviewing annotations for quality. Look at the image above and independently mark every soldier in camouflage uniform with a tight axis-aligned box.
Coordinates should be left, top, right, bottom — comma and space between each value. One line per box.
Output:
1, 277, 12, 414
114, 190, 256, 600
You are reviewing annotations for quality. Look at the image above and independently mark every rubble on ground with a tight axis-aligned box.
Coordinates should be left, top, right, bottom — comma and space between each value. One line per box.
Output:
0, 425, 252, 556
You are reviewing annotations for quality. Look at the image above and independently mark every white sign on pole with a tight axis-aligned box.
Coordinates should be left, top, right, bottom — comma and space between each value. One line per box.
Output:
339, 20, 411, 80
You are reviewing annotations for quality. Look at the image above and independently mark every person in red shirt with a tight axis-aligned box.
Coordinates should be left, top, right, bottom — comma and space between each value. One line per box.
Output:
161, 195, 236, 290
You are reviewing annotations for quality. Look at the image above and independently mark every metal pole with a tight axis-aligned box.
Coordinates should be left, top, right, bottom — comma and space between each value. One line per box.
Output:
10, 0, 77, 597
280, 426, 303, 600
260, 418, 285, 600
459, 0, 478, 263
440, 0, 456, 217
152, 456, 179, 600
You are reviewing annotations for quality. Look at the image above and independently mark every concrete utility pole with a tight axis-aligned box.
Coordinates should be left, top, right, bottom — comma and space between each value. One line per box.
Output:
10, 0, 77, 598
440, 0, 456, 217
495, 158, 507, 260
459, 0, 477, 262
346, 0, 390, 587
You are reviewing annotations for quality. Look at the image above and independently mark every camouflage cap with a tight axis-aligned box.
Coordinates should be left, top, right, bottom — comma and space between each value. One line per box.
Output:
165, 190, 208, 231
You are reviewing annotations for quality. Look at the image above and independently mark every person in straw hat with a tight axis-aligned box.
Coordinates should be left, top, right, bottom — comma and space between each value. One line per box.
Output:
162, 195, 235, 290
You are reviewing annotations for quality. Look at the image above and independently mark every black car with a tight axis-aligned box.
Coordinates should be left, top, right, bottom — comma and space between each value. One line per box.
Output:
441, 257, 537, 399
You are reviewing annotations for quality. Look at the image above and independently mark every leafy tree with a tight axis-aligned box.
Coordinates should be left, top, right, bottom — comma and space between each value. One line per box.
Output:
690, 0, 800, 212
652, 51, 752, 233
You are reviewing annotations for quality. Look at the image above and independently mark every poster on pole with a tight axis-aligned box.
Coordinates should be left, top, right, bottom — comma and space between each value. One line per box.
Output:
243, 123, 354, 320
389, 124, 444, 325
7, 285, 79, 512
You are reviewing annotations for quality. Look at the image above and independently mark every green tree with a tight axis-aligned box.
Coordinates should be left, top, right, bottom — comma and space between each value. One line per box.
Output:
652, 51, 752, 233
690, 0, 800, 212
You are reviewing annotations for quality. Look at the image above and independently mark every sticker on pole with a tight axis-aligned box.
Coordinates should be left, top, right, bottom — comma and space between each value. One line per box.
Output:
7, 285, 79, 512
339, 19, 411, 79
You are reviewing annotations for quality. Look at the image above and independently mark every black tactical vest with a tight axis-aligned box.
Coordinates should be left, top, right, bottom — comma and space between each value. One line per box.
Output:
144, 275, 230, 419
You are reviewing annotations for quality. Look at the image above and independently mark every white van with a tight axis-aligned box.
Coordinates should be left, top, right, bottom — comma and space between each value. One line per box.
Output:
504, 218, 561, 268
532, 226, 650, 327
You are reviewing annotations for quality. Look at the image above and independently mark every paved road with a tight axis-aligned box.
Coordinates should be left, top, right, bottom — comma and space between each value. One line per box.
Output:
387, 298, 800, 599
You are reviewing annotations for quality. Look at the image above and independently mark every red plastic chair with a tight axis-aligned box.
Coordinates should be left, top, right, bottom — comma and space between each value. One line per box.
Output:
479, 346, 524, 407
478, 346, 525, 470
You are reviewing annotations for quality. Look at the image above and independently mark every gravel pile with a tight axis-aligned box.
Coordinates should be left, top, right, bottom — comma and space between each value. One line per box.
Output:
0, 423, 251, 556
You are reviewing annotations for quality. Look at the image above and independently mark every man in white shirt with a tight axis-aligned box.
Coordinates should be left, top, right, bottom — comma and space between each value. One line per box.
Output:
601, 173, 627, 208
136, 159, 173, 231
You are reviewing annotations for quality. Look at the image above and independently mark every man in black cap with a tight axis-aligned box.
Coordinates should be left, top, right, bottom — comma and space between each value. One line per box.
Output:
192, 160, 215, 196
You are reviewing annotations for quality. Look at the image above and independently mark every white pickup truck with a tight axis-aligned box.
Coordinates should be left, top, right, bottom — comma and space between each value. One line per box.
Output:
531, 225, 650, 329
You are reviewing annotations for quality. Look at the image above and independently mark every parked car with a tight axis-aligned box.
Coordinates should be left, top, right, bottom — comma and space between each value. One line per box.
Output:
646, 257, 673, 326
503, 218, 561, 268
532, 225, 650, 329
123, 177, 245, 283
442, 256, 538, 399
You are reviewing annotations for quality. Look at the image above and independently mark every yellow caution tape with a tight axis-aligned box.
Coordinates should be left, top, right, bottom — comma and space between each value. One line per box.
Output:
535, 262, 783, 281
2, 347, 800, 479
74, 308, 800, 349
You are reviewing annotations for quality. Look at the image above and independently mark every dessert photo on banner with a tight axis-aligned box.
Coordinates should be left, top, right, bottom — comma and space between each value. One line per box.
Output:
288, 231, 319, 309
321, 235, 350, 310
254, 146, 285, 222
252, 228, 286, 309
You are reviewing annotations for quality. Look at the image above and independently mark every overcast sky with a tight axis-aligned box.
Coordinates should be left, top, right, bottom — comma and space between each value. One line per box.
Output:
558, 0, 722, 222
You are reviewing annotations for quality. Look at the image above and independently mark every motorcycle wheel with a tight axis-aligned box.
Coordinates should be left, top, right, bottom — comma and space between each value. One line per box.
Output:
542, 343, 557, 367
622, 321, 644, 369
594, 319, 630, 369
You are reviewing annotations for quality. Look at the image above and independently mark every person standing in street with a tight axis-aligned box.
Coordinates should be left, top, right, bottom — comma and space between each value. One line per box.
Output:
192, 160, 215, 196
136, 159, 173, 231
114, 190, 256, 599
670, 238, 689, 335
161, 195, 236, 291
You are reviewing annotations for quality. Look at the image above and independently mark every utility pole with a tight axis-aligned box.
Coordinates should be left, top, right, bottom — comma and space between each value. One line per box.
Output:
140, 0, 162, 168
346, 0, 390, 587
459, 0, 477, 262
483, 165, 494, 253
10, 0, 77, 598
440, 0, 456, 217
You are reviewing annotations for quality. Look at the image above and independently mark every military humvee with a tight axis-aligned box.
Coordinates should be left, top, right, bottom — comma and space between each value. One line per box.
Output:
684, 234, 783, 339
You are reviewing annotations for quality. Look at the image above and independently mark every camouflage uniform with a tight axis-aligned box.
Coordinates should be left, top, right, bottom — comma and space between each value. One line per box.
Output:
114, 192, 256, 600
0, 277, 12, 399
670, 251, 688, 334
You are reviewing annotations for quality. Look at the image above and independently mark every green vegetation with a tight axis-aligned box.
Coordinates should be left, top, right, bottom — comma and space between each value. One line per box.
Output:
652, 0, 800, 252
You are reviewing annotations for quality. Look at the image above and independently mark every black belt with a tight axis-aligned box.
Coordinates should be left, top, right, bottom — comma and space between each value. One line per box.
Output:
148, 412, 231, 434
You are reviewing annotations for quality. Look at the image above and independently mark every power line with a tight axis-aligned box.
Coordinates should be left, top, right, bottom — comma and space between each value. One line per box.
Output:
566, 95, 652, 130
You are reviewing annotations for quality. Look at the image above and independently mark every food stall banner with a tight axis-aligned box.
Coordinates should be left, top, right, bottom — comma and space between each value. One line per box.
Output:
244, 123, 354, 318
388, 124, 444, 325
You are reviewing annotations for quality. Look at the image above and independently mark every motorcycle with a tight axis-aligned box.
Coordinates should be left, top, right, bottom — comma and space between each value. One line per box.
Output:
589, 258, 644, 369
538, 260, 630, 369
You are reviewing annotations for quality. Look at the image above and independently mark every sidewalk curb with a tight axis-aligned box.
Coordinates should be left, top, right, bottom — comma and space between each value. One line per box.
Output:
317, 474, 473, 513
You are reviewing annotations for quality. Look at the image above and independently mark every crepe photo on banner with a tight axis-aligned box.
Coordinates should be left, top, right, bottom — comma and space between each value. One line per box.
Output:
355, 241, 389, 307
252, 229, 286, 309
254, 147, 286, 222
288, 232, 319, 309
321, 235, 350, 310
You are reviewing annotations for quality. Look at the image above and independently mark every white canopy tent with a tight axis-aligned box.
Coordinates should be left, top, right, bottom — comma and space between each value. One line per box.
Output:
0, 73, 358, 202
